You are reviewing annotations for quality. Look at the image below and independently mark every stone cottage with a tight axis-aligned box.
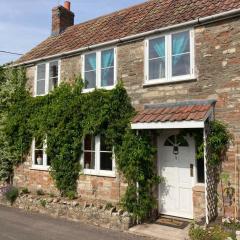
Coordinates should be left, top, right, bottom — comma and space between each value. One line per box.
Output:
13, 0, 240, 223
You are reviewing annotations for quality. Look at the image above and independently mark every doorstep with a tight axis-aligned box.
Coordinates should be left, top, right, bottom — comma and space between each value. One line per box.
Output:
129, 222, 190, 240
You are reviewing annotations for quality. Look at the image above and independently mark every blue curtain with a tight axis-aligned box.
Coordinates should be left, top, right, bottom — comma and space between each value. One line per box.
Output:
153, 39, 165, 58
86, 54, 96, 70
102, 49, 114, 86
172, 32, 189, 65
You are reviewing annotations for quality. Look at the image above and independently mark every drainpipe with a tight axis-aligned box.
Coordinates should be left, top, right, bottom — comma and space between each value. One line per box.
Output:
136, 130, 140, 224
234, 141, 239, 220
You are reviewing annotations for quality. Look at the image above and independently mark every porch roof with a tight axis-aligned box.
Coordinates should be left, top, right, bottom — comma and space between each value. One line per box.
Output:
131, 100, 216, 129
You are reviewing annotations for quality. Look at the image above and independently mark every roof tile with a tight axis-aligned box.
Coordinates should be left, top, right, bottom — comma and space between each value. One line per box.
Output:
132, 102, 213, 124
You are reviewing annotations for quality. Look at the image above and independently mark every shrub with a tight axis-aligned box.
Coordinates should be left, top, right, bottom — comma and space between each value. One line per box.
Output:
5, 186, 19, 205
189, 224, 208, 240
66, 191, 76, 200
21, 187, 30, 194
105, 202, 113, 210
39, 199, 47, 207
36, 189, 44, 196
189, 224, 234, 240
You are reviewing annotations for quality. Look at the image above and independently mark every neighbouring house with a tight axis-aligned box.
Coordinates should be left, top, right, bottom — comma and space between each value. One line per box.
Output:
12, 0, 240, 224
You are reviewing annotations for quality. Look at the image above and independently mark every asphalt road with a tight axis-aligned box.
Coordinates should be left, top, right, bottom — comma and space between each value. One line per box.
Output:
0, 205, 148, 240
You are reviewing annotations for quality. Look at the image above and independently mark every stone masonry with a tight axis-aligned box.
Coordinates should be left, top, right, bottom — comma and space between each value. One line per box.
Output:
0, 193, 132, 231
14, 16, 240, 220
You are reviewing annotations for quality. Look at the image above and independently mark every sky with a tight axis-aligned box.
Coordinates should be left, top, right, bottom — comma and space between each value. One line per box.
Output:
0, 0, 145, 65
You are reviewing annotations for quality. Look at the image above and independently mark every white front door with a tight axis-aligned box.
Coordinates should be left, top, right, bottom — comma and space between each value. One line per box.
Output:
158, 132, 195, 219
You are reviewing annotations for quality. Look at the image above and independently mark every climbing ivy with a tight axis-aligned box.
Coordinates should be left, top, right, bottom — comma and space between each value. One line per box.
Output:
206, 120, 232, 166
0, 67, 160, 221
0, 67, 30, 182
181, 120, 232, 166
116, 131, 161, 221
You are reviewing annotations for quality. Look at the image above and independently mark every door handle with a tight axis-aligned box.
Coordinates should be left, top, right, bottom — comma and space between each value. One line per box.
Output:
190, 164, 194, 177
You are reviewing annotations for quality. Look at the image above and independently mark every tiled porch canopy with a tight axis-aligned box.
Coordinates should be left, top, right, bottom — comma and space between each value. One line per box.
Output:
131, 100, 216, 129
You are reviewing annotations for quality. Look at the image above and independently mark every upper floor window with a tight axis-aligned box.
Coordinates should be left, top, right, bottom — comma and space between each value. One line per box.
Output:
82, 135, 115, 177
35, 60, 60, 96
82, 48, 116, 91
145, 29, 194, 84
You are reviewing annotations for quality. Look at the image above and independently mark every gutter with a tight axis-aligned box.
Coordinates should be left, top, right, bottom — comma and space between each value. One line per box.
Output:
12, 8, 240, 67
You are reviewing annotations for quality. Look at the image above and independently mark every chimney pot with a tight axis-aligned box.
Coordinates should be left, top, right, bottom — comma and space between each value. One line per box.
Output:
64, 1, 71, 11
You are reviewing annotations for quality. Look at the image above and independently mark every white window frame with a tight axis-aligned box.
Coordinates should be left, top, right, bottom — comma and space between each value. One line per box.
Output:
144, 29, 195, 85
81, 135, 116, 177
31, 138, 50, 171
34, 59, 61, 97
81, 47, 117, 92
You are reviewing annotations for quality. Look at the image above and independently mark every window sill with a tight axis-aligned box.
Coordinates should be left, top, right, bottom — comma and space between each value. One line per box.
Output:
34, 93, 48, 97
143, 77, 197, 87
82, 169, 116, 178
30, 166, 50, 171
82, 85, 116, 93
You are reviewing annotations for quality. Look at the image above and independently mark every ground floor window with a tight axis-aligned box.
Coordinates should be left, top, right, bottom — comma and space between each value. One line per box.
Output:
82, 135, 115, 177
32, 138, 50, 170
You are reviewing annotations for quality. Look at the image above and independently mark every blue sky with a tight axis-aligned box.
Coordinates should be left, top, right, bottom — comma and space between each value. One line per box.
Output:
0, 0, 144, 65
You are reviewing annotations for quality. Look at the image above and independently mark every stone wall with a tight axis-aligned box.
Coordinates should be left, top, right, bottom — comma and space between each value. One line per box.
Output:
193, 185, 206, 221
60, 55, 81, 84
14, 16, 240, 219
0, 193, 132, 231
14, 153, 127, 203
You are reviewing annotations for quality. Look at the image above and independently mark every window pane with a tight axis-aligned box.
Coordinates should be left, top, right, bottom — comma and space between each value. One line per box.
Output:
172, 53, 190, 77
35, 150, 43, 165
149, 58, 165, 80
101, 68, 114, 87
85, 53, 96, 71
172, 31, 190, 55
197, 158, 205, 183
37, 80, 45, 95
101, 49, 114, 68
49, 61, 58, 78
37, 64, 46, 80
100, 152, 112, 171
49, 61, 58, 91
84, 152, 95, 169
149, 37, 165, 59
85, 71, 96, 89
84, 135, 95, 150
100, 135, 112, 151
49, 77, 58, 92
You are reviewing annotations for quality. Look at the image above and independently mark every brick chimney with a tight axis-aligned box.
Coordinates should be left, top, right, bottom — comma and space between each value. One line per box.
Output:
52, 1, 74, 36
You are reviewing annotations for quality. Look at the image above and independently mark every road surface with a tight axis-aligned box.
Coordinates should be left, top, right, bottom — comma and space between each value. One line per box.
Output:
0, 205, 149, 240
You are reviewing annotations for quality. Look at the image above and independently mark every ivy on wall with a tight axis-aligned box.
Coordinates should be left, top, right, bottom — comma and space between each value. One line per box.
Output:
0, 67, 160, 221
206, 121, 232, 166
181, 121, 232, 167
116, 131, 161, 221
0, 67, 30, 182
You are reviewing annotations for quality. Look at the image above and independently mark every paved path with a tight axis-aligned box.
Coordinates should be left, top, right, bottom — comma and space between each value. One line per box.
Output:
0, 205, 149, 240
130, 223, 189, 240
